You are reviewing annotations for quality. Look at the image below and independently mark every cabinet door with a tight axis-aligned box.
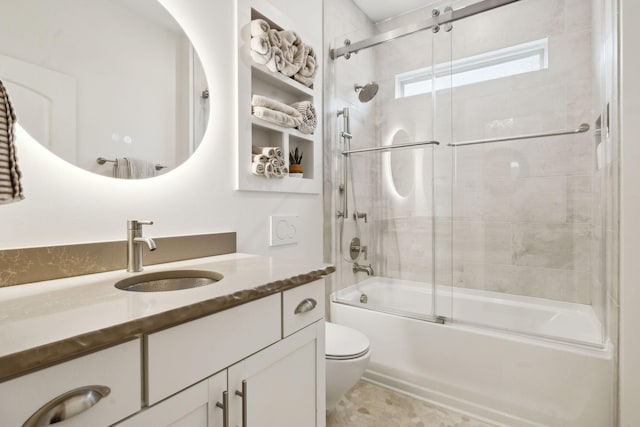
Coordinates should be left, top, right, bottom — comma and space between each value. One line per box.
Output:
114, 371, 227, 427
228, 321, 325, 427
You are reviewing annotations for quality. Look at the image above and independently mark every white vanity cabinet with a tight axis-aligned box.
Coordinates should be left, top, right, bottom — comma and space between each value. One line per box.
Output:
134, 278, 326, 427
0, 339, 141, 427
228, 320, 324, 427
114, 371, 227, 427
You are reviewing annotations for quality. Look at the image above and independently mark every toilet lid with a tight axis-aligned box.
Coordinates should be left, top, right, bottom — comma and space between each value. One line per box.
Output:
325, 322, 370, 360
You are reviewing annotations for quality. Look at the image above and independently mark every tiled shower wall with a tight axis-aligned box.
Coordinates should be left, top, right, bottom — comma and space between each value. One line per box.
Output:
325, 0, 618, 320
370, 0, 597, 305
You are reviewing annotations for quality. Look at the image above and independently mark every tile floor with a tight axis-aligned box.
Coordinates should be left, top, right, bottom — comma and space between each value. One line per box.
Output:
326, 381, 497, 427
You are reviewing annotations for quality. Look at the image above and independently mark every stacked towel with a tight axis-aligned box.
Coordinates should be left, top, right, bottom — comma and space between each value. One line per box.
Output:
251, 94, 302, 129
0, 79, 24, 204
113, 157, 158, 179
251, 145, 288, 178
251, 94, 317, 135
248, 19, 318, 87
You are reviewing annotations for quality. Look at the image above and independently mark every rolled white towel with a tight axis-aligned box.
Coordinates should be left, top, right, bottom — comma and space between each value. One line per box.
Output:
252, 94, 302, 118
266, 47, 284, 73
267, 29, 282, 48
250, 19, 270, 37
273, 146, 283, 159
252, 146, 275, 156
251, 161, 265, 176
292, 44, 317, 87
280, 44, 306, 77
280, 30, 302, 48
294, 74, 315, 88
253, 154, 269, 163
264, 162, 274, 178
290, 101, 317, 134
250, 34, 272, 65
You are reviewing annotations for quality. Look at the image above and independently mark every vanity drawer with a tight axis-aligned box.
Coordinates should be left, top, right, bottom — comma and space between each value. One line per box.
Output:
146, 293, 281, 405
282, 278, 325, 337
0, 339, 141, 427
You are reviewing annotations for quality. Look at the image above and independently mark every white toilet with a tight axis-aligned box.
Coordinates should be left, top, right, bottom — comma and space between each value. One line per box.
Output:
325, 321, 371, 410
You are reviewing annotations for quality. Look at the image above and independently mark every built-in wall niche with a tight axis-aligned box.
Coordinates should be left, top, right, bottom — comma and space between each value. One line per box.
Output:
289, 135, 313, 179
236, 0, 321, 194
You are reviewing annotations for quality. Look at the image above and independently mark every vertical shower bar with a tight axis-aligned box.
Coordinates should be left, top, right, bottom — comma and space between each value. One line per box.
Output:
337, 107, 351, 218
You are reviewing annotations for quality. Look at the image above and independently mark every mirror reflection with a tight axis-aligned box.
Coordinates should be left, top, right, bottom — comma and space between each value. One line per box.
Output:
0, 0, 209, 179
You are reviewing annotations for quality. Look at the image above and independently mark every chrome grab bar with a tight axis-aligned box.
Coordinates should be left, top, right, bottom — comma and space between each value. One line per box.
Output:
342, 139, 440, 155
448, 123, 590, 147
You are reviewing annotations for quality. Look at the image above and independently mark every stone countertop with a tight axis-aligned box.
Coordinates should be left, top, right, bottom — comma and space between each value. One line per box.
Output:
0, 253, 334, 382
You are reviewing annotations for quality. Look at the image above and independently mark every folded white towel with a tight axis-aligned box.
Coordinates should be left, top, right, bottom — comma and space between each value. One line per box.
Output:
250, 19, 270, 37
266, 47, 284, 73
252, 94, 302, 119
290, 101, 317, 134
253, 107, 302, 128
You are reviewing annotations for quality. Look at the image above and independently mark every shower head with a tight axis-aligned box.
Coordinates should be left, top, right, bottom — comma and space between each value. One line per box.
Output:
354, 82, 379, 103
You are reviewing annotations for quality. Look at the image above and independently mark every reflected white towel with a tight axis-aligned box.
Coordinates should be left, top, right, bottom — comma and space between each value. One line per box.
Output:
250, 19, 270, 37
113, 157, 157, 179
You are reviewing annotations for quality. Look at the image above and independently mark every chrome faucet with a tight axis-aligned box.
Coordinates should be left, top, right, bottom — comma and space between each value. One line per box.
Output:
353, 262, 374, 276
127, 220, 156, 272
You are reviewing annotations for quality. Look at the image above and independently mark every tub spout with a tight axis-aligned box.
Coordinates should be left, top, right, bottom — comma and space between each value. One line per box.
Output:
353, 262, 374, 276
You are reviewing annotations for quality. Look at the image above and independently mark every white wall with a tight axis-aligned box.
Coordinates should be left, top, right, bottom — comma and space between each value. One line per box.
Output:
619, 0, 640, 424
0, 0, 324, 265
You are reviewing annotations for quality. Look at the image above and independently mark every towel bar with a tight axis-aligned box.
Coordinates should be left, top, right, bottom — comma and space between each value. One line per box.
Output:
96, 157, 167, 171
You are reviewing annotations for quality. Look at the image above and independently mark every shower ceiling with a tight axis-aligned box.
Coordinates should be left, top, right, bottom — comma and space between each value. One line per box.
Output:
353, 0, 483, 22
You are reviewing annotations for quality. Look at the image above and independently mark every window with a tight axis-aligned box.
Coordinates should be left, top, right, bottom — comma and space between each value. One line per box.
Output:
395, 38, 549, 98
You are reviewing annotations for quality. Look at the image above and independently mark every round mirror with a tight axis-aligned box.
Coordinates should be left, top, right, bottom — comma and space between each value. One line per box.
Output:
388, 129, 414, 197
0, 0, 209, 179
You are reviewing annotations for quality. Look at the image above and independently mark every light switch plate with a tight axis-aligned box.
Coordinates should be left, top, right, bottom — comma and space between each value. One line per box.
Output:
269, 215, 299, 246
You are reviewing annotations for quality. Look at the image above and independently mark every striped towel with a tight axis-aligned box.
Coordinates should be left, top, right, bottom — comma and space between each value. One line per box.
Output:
0, 80, 24, 204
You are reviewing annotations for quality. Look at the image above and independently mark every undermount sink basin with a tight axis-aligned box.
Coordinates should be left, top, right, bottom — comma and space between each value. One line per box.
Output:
115, 270, 223, 292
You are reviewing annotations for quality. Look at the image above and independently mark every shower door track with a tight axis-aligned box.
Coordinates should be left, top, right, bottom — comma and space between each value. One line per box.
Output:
330, 0, 521, 59
332, 298, 447, 324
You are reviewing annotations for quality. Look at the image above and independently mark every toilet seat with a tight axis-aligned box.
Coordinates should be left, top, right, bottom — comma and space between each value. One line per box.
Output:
325, 322, 370, 361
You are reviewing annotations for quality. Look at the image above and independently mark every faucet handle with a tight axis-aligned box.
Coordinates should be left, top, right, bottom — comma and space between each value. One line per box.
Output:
128, 219, 154, 230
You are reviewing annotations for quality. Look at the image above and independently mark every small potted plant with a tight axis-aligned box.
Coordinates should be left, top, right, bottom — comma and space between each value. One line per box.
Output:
289, 147, 303, 176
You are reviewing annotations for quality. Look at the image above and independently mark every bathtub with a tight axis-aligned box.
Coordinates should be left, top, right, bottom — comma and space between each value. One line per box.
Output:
330, 277, 614, 427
